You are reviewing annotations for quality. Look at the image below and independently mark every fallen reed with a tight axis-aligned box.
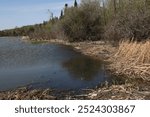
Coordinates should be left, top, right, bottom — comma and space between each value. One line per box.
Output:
110, 40, 150, 80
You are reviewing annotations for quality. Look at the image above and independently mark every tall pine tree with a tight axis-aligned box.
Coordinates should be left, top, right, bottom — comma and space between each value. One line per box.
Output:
65, 3, 68, 9
74, 0, 78, 7
60, 10, 64, 19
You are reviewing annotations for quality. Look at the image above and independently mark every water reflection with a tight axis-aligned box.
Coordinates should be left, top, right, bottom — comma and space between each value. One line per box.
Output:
63, 57, 102, 81
0, 37, 112, 91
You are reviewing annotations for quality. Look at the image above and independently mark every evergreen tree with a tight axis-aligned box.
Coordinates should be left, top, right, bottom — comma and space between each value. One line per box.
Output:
64, 3, 68, 14
74, 0, 78, 7
60, 10, 64, 19
65, 3, 68, 9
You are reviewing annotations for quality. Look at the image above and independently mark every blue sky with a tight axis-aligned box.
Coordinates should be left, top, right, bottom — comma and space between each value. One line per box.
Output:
0, 0, 80, 30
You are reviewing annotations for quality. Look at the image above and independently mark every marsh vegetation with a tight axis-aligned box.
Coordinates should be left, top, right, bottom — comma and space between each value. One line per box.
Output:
0, 0, 150, 99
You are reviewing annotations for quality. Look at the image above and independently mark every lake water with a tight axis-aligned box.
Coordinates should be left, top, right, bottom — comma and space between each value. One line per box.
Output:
0, 37, 112, 91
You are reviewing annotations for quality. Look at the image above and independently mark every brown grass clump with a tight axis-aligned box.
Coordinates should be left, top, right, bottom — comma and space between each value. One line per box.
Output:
110, 40, 150, 80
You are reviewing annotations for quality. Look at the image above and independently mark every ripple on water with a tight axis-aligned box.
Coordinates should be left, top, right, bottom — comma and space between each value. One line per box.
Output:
0, 37, 112, 91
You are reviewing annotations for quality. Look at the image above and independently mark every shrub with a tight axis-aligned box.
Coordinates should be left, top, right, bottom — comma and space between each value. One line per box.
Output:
60, 1, 103, 42
104, 0, 150, 42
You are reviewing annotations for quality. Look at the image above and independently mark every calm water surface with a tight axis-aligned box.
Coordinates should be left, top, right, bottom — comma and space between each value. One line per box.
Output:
0, 37, 112, 91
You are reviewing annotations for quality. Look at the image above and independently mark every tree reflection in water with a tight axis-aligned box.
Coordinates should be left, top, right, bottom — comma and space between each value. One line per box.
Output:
63, 56, 102, 81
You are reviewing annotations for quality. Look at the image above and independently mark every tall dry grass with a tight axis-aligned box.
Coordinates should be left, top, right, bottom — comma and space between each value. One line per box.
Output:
110, 40, 150, 80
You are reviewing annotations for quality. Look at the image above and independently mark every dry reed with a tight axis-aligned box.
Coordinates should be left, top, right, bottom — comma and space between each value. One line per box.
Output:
110, 40, 150, 80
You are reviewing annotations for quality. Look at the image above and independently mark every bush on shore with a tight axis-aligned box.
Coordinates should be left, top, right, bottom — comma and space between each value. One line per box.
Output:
60, 1, 103, 42
104, 0, 150, 42
104, 7, 150, 42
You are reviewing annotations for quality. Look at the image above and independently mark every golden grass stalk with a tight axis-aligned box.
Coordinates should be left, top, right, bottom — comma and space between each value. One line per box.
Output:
110, 40, 150, 80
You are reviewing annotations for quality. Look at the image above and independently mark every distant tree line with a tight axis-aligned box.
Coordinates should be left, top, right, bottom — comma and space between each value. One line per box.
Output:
1, 0, 150, 42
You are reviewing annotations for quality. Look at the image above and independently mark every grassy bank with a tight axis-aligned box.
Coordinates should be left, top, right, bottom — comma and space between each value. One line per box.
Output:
109, 40, 150, 81
49, 39, 150, 81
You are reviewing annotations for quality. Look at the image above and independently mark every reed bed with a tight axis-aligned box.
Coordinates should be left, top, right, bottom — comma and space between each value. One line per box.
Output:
110, 40, 150, 80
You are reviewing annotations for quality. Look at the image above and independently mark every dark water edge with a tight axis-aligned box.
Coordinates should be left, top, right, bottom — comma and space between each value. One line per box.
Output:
0, 37, 120, 91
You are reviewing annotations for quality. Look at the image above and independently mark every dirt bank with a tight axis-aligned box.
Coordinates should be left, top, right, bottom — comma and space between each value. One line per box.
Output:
0, 82, 150, 100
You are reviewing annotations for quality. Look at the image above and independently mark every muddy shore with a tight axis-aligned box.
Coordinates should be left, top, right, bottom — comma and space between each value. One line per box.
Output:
0, 39, 150, 100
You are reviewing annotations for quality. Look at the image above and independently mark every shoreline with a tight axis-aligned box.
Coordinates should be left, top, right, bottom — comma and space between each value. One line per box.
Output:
0, 38, 150, 100
1, 82, 150, 100
27, 38, 116, 59
48, 39, 117, 60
